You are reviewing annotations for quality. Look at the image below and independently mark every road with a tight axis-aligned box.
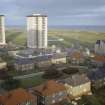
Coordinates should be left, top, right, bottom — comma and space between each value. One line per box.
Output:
13, 72, 44, 79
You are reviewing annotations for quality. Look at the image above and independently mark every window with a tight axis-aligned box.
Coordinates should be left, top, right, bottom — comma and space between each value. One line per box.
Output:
52, 94, 55, 98
59, 98, 62, 101
25, 101, 31, 105
59, 92, 63, 96
83, 88, 87, 92
70, 91, 73, 94
79, 85, 82, 88
52, 100, 55, 103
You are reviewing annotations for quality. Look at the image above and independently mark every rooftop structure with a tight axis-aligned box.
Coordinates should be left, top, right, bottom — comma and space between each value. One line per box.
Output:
0, 88, 36, 105
0, 15, 6, 45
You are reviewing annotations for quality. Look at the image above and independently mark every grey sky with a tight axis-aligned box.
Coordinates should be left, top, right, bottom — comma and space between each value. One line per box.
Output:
0, 0, 105, 25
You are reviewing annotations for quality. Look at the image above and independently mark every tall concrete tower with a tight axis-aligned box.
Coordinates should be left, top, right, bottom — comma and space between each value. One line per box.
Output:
27, 14, 48, 49
0, 15, 6, 45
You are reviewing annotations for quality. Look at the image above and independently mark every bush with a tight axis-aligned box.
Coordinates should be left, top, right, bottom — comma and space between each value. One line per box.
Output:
63, 67, 79, 75
1, 76, 21, 91
42, 64, 62, 79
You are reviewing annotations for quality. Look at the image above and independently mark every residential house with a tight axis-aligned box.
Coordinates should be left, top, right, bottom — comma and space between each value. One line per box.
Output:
34, 55, 52, 68
69, 51, 84, 65
91, 55, 105, 67
0, 62, 7, 70
0, 58, 7, 70
88, 68, 105, 89
14, 58, 35, 71
0, 88, 37, 105
51, 53, 67, 64
94, 40, 105, 55
60, 73, 91, 99
31, 80, 67, 105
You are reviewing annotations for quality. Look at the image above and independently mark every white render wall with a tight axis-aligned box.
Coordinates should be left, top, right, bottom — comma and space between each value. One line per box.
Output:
27, 14, 48, 48
0, 16, 6, 44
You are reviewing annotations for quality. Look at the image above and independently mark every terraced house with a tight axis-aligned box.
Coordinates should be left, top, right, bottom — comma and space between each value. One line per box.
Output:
0, 88, 37, 105
31, 80, 68, 105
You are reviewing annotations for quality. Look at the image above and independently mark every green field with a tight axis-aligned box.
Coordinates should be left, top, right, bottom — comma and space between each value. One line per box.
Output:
6, 29, 26, 46
49, 30, 105, 48
5, 29, 105, 48
20, 74, 46, 88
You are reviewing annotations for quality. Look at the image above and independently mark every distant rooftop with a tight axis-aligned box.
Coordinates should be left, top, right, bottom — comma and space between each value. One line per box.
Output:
27, 13, 47, 17
88, 68, 105, 81
96, 40, 105, 44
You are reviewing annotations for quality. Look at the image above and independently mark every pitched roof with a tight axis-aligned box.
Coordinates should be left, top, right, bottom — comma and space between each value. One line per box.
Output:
52, 53, 66, 59
32, 80, 66, 96
92, 55, 105, 62
34, 55, 52, 62
0, 88, 36, 105
88, 68, 105, 81
63, 73, 90, 86
71, 51, 83, 59
15, 58, 34, 65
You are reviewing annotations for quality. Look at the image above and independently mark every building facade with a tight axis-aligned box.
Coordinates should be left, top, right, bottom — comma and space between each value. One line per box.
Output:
95, 40, 105, 55
14, 59, 35, 71
88, 68, 105, 89
91, 55, 105, 67
69, 51, 84, 65
60, 73, 91, 99
27, 14, 48, 49
51, 53, 67, 64
0, 15, 6, 45
32, 80, 67, 105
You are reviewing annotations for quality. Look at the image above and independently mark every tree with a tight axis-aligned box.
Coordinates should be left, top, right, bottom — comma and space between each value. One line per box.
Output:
0, 70, 9, 80
1, 76, 21, 91
62, 67, 79, 75
42, 64, 62, 79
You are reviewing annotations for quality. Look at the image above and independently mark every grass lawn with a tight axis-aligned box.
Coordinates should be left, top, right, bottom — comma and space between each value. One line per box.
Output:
20, 74, 47, 88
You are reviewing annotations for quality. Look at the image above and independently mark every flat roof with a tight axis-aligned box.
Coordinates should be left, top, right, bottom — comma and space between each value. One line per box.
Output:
27, 14, 47, 17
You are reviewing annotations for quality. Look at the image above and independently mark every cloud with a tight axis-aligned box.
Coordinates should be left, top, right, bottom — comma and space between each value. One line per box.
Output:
0, 0, 105, 25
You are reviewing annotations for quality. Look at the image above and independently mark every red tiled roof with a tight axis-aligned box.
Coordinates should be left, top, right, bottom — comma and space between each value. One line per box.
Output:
32, 80, 66, 96
0, 88, 36, 105
71, 51, 83, 59
93, 55, 105, 62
